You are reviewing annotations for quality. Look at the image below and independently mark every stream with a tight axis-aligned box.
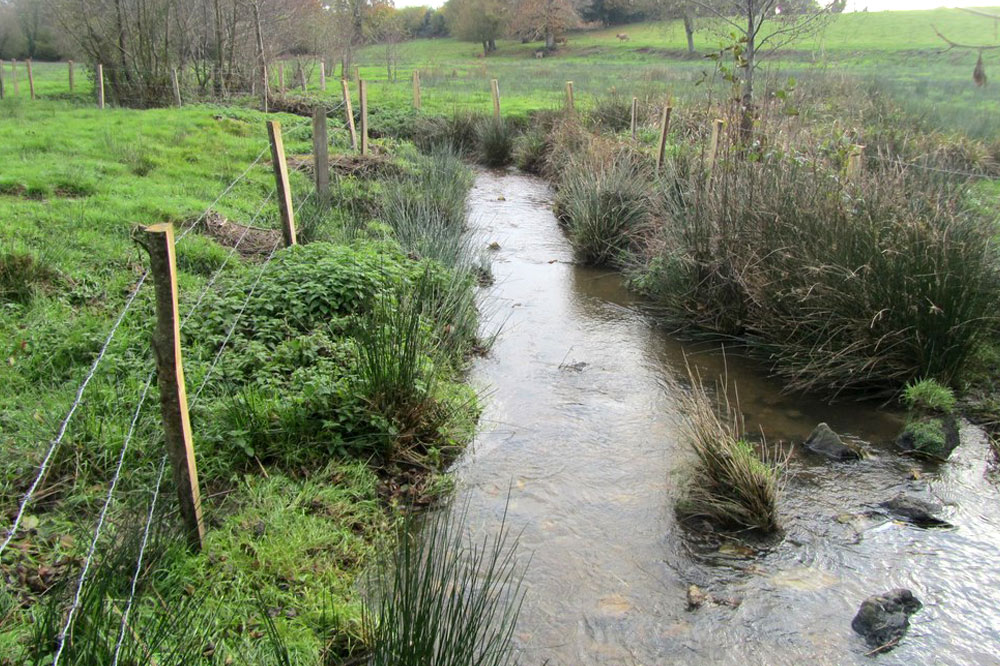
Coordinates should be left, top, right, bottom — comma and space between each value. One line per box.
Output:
447, 169, 1000, 665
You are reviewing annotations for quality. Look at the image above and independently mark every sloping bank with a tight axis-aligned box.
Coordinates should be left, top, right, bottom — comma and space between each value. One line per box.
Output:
16, 135, 495, 662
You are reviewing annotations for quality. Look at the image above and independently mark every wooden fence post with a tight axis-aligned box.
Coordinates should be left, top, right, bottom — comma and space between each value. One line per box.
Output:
11, 60, 18, 96
298, 64, 307, 91
341, 79, 357, 152
312, 108, 330, 202
359, 79, 369, 156
260, 62, 269, 112
706, 118, 724, 175
630, 97, 638, 140
278, 62, 285, 95
319, 61, 326, 91
97, 64, 105, 109
144, 223, 205, 553
0, 60, 5, 100
490, 79, 501, 119
656, 105, 672, 171
266, 121, 297, 247
565, 81, 574, 113
68, 60, 74, 92
26, 59, 34, 100
847, 144, 865, 183
412, 70, 421, 110
171, 68, 182, 107
353, 65, 360, 86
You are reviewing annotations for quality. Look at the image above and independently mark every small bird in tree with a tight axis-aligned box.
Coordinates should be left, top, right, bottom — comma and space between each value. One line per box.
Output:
974, 51, 987, 86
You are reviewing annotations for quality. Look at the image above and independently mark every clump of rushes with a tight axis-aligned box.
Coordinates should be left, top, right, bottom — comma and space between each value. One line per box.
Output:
897, 378, 961, 459
588, 88, 632, 132
513, 128, 549, 174
362, 505, 525, 666
677, 367, 783, 533
0, 248, 57, 304
555, 150, 654, 266
477, 118, 514, 168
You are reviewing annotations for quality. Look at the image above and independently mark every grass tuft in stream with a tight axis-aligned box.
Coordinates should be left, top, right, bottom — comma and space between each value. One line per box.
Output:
677, 367, 784, 534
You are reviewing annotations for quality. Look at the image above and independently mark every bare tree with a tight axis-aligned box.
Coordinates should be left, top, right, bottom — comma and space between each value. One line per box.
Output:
509, 0, 580, 51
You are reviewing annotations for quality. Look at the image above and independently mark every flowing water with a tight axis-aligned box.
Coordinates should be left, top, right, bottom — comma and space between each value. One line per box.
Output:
449, 170, 1000, 665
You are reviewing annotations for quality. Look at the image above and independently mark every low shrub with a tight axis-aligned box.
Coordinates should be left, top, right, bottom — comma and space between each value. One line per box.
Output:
477, 118, 514, 168
363, 505, 525, 666
677, 369, 783, 533
555, 151, 654, 266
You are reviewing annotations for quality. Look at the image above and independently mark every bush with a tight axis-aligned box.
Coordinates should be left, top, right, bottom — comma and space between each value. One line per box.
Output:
677, 370, 783, 533
477, 118, 513, 168
363, 505, 524, 666
902, 378, 957, 415
588, 88, 632, 132
555, 151, 654, 266
640, 141, 1000, 395
513, 129, 548, 174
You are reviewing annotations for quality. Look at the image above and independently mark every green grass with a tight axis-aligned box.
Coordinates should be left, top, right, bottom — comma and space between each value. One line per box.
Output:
0, 89, 485, 662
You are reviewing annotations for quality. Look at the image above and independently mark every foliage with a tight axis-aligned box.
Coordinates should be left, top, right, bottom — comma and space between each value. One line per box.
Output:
444, 0, 507, 54
677, 368, 783, 533
555, 150, 654, 266
362, 505, 525, 666
903, 378, 957, 415
477, 118, 514, 167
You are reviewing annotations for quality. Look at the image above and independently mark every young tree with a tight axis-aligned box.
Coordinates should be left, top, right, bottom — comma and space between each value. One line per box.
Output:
694, 0, 833, 132
444, 0, 506, 55
509, 0, 580, 50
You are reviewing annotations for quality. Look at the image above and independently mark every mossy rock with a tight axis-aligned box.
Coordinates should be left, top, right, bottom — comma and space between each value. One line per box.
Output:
896, 415, 960, 460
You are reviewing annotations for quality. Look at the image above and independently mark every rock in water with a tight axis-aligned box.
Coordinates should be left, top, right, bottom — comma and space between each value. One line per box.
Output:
851, 589, 922, 650
804, 423, 861, 461
880, 493, 952, 529
897, 416, 960, 460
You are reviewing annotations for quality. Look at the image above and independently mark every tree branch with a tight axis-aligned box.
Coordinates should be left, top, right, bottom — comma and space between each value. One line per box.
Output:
932, 24, 1000, 52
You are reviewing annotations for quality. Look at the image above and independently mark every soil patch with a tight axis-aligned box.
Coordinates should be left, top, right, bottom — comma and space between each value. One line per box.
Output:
198, 212, 280, 259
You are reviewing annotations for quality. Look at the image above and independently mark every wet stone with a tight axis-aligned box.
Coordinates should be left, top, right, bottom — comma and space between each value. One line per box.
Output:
880, 493, 952, 529
851, 588, 922, 650
803, 422, 862, 461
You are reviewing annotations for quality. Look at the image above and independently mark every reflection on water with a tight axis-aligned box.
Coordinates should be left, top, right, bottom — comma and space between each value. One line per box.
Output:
444, 169, 1000, 665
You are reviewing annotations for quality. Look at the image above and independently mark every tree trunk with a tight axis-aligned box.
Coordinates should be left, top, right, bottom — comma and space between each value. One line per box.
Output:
488, 39, 497, 52
683, 13, 695, 55
212, 0, 224, 96
545, 30, 555, 50
741, 3, 756, 142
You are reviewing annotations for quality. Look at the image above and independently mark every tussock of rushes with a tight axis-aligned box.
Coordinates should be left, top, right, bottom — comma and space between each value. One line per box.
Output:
362, 506, 525, 666
477, 118, 514, 168
678, 368, 784, 534
555, 150, 654, 266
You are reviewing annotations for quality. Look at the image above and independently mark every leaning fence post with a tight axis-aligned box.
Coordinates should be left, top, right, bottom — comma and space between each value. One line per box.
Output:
706, 118, 724, 175
97, 64, 105, 109
341, 79, 357, 152
359, 79, 369, 156
266, 121, 297, 247
565, 81, 575, 113
144, 223, 205, 553
26, 59, 34, 100
319, 61, 327, 91
847, 144, 865, 183
171, 68, 182, 107
630, 97, 638, 140
312, 108, 330, 202
656, 106, 673, 172
0, 60, 5, 100
413, 70, 421, 110
68, 60, 74, 92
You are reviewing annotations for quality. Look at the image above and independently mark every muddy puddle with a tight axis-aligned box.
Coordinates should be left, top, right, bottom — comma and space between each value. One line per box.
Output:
445, 170, 1000, 665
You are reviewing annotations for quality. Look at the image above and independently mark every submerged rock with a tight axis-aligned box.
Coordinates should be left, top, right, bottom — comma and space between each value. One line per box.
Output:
851, 589, 922, 650
880, 493, 952, 529
804, 423, 861, 461
897, 416, 960, 460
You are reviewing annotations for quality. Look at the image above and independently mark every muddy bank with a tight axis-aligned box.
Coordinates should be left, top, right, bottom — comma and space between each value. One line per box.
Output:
443, 169, 1000, 665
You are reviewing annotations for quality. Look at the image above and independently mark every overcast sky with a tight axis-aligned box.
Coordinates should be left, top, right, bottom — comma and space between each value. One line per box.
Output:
392, 0, 1000, 13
